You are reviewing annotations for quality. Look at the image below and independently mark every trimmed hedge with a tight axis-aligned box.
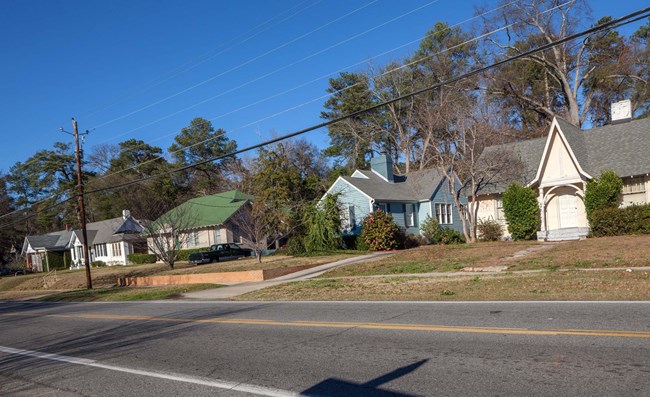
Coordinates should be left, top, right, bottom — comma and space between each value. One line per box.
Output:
175, 248, 206, 261
502, 183, 540, 240
127, 253, 157, 264
590, 204, 650, 237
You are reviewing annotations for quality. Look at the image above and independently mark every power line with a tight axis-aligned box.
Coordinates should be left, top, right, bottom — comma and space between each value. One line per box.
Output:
4, 5, 649, 230
93, 0, 519, 182
88, 0, 380, 132
82, 0, 321, 120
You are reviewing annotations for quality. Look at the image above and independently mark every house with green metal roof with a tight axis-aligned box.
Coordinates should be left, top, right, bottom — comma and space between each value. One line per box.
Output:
475, 105, 650, 241
147, 190, 254, 251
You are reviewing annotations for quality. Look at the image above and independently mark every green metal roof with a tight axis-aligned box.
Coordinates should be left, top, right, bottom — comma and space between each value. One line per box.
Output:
157, 190, 253, 230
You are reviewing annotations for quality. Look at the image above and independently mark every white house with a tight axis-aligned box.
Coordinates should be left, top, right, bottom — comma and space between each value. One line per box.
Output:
68, 210, 147, 268
475, 102, 650, 241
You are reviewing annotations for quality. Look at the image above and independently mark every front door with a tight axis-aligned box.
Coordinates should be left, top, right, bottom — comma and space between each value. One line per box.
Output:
558, 194, 578, 228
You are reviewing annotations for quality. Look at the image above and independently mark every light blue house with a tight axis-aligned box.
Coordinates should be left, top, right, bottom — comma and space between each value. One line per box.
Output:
323, 155, 465, 236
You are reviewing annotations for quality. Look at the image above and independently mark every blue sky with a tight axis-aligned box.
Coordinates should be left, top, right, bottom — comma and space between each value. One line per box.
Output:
0, 0, 647, 173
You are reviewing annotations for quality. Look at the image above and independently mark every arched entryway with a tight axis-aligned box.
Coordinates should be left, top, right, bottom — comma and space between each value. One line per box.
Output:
538, 184, 589, 241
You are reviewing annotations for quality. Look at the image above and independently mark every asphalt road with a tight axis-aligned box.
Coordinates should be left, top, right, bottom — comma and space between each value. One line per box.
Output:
0, 300, 648, 396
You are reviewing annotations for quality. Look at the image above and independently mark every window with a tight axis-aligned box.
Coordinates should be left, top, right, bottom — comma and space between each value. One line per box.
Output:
435, 203, 453, 225
405, 203, 415, 227
186, 231, 200, 248
214, 229, 222, 244
348, 205, 356, 230
93, 243, 107, 257
111, 243, 122, 257
496, 199, 505, 220
378, 203, 387, 213
622, 176, 646, 194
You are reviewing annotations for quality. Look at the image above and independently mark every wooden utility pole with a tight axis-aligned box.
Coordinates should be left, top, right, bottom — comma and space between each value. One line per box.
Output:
72, 118, 92, 289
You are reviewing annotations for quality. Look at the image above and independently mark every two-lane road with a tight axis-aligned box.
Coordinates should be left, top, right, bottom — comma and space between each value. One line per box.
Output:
0, 300, 648, 396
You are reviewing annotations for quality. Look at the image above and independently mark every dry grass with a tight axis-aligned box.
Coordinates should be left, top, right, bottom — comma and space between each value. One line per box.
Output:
0, 253, 355, 296
322, 241, 539, 277
238, 269, 650, 301
509, 235, 650, 270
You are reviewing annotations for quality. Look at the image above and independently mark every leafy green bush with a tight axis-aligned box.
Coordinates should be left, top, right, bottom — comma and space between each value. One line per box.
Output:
284, 236, 307, 256
342, 235, 369, 250
438, 227, 466, 244
585, 170, 623, 223
360, 210, 402, 250
420, 216, 441, 244
590, 204, 650, 237
174, 248, 205, 261
420, 216, 464, 244
91, 260, 106, 268
502, 183, 540, 240
127, 253, 157, 264
477, 218, 503, 241
303, 194, 342, 253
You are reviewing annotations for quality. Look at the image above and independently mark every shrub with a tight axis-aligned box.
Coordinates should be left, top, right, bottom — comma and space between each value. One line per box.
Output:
174, 248, 205, 261
303, 194, 342, 253
585, 170, 623, 223
127, 253, 157, 264
342, 235, 369, 250
91, 260, 106, 268
285, 236, 307, 256
403, 233, 424, 249
420, 216, 441, 244
360, 210, 402, 250
420, 216, 464, 245
477, 219, 503, 242
438, 227, 466, 244
502, 183, 540, 240
590, 204, 650, 237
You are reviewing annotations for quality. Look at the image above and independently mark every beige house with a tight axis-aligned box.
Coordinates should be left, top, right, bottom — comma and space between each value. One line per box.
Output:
475, 106, 649, 241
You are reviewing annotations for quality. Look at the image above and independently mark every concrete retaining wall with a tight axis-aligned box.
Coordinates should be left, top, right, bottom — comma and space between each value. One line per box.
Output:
119, 263, 319, 287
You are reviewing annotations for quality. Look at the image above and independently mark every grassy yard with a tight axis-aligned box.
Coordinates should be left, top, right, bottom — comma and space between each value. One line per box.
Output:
238, 269, 650, 301
0, 252, 361, 300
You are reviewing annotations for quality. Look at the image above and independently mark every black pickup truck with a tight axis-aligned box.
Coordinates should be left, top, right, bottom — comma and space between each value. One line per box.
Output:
188, 243, 253, 265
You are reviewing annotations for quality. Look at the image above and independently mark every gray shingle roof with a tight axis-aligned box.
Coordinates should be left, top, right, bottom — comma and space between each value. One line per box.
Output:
477, 116, 650, 194
24, 230, 72, 251
342, 168, 446, 202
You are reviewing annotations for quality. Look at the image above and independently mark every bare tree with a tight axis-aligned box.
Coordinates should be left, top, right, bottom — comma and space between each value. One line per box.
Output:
230, 200, 295, 263
422, 102, 523, 242
142, 201, 199, 269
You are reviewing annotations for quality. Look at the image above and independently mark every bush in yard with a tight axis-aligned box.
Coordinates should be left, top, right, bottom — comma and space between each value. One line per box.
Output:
403, 233, 424, 249
502, 183, 540, 240
590, 204, 650, 237
303, 194, 342, 253
91, 260, 106, 268
420, 216, 464, 245
477, 218, 503, 241
585, 170, 623, 223
342, 235, 369, 250
127, 253, 157, 264
420, 216, 441, 244
360, 209, 402, 250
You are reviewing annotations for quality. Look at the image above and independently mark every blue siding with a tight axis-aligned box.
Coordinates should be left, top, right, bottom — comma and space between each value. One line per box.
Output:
327, 178, 371, 235
375, 201, 419, 235
430, 178, 466, 234
417, 201, 432, 229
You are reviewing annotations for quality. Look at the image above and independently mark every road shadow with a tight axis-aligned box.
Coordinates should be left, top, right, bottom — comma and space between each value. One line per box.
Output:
301, 359, 428, 397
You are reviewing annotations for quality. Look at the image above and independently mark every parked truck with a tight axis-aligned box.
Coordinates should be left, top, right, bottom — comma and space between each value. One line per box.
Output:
188, 243, 253, 265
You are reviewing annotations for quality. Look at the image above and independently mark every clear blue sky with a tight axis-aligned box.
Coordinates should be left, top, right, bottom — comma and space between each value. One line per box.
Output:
0, 0, 647, 173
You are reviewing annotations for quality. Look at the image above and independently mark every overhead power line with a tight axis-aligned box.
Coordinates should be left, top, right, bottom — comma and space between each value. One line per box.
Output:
94, 0, 521, 181
3, 5, 649, 230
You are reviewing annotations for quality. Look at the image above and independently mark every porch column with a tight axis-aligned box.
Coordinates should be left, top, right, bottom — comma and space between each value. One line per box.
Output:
539, 187, 546, 233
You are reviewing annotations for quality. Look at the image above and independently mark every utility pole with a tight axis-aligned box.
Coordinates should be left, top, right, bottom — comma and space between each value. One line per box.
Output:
63, 118, 92, 289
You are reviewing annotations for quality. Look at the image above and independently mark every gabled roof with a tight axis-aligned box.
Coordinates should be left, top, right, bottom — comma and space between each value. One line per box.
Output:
154, 190, 253, 230
23, 230, 72, 253
477, 116, 650, 194
342, 168, 446, 202
70, 215, 145, 246
561, 117, 650, 178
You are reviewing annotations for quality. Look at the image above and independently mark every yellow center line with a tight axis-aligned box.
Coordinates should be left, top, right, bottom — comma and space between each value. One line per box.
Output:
2, 312, 649, 339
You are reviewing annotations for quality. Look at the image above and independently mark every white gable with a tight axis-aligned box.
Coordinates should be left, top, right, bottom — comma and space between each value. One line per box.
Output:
351, 170, 369, 179
533, 118, 589, 188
